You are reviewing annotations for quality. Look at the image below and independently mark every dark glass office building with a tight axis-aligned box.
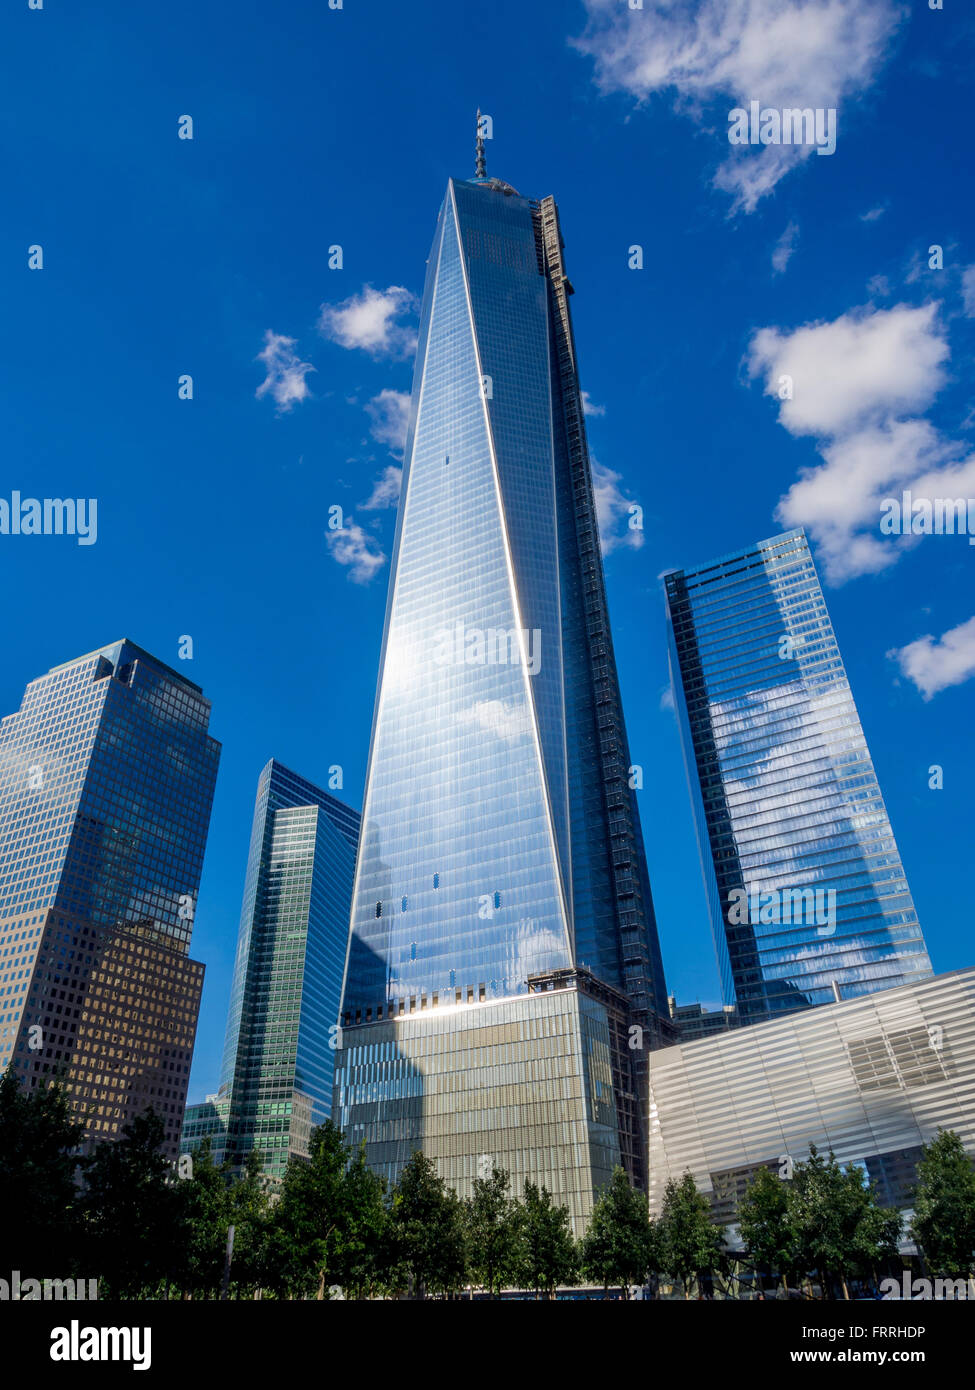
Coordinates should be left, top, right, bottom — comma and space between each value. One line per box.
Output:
0, 640, 219, 1157
664, 529, 933, 1024
334, 149, 670, 1228
184, 760, 359, 1179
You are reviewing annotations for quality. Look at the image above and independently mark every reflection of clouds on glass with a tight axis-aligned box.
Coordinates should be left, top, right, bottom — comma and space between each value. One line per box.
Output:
505, 915, 568, 983
456, 698, 530, 747
380, 635, 422, 698
711, 679, 881, 885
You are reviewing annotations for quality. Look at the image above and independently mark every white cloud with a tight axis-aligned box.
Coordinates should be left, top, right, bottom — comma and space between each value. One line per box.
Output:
318, 285, 418, 359
961, 265, 975, 318
592, 460, 643, 556
771, 221, 799, 275
361, 464, 402, 512
659, 685, 675, 712
867, 274, 891, 297
573, 0, 904, 212
747, 302, 948, 438
255, 331, 315, 412
365, 388, 411, 455
456, 699, 530, 746
860, 205, 887, 222
747, 301, 975, 583
581, 390, 606, 417
888, 616, 975, 700
777, 421, 975, 581
325, 521, 387, 584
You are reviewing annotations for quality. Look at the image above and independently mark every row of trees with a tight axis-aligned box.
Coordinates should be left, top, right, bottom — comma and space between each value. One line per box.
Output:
739, 1135, 975, 1298
3, 1068, 973, 1298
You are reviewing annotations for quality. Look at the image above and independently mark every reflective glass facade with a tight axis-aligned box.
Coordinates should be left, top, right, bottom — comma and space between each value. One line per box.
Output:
203, 760, 358, 1177
665, 530, 933, 1023
0, 640, 219, 1156
647, 967, 975, 1247
336, 170, 669, 1219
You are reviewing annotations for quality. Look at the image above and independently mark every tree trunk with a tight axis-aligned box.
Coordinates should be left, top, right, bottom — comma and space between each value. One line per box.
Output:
316, 1268, 326, 1301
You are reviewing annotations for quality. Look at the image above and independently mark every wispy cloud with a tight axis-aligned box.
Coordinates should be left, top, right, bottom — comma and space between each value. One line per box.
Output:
318, 285, 418, 359
325, 521, 387, 584
592, 460, 643, 556
888, 616, 975, 699
255, 331, 315, 412
361, 465, 402, 512
961, 265, 975, 318
366, 388, 411, 455
747, 301, 975, 583
573, 0, 904, 212
860, 204, 887, 223
772, 221, 799, 275
581, 390, 606, 417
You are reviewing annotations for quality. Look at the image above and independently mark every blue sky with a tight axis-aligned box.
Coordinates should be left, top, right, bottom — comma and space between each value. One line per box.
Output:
3, 0, 973, 1104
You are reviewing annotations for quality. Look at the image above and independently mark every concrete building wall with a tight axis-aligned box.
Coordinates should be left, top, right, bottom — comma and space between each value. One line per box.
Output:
647, 968, 975, 1238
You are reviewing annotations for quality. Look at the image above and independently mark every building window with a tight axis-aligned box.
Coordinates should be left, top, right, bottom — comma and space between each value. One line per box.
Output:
433, 873, 440, 890
494, 891, 501, 911
375, 901, 382, 918
401, 896, 408, 912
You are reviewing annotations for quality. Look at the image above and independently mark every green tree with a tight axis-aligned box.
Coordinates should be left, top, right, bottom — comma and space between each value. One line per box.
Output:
910, 1130, 975, 1284
466, 1165, 521, 1298
334, 1144, 387, 1300
388, 1151, 468, 1299
786, 1145, 899, 1299
79, 1108, 180, 1298
738, 1165, 792, 1296
226, 1148, 272, 1299
263, 1121, 349, 1299
518, 1180, 577, 1299
0, 1068, 85, 1276
580, 1166, 655, 1298
657, 1171, 724, 1299
171, 1138, 233, 1299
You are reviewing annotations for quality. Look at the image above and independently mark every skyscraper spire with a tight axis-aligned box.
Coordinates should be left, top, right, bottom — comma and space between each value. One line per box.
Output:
334, 167, 672, 1231
475, 108, 486, 180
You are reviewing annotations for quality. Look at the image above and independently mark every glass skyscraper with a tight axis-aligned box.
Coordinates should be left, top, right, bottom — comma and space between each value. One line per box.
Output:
334, 148, 670, 1228
0, 640, 219, 1157
184, 760, 359, 1179
665, 528, 933, 1024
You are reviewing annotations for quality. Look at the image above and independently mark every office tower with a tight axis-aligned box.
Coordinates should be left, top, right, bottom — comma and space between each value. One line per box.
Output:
648, 968, 975, 1242
184, 760, 359, 1179
333, 133, 670, 1229
664, 528, 933, 1025
0, 640, 219, 1158
667, 996, 738, 1042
